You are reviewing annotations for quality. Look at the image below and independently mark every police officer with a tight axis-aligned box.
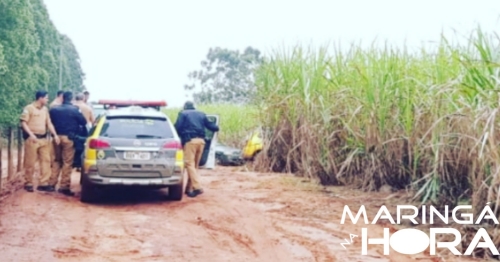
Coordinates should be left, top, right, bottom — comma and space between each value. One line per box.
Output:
71, 93, 92, 170
174, 101, 219, 197
73, 93, 94, 126
48, 90, 64, 164
20, 90, 60, 192
83, 90, 90, 104
49, 91, 87, 196
49, 90, 64, 108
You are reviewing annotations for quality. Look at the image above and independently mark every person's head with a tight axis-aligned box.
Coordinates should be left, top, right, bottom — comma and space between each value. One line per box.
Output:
75, 93, 84, 101
83, 91, 89, 102
183, 101, 195, 110
56, 90, 64, 99
63, 91, 73, 103
35, 90, 49, 105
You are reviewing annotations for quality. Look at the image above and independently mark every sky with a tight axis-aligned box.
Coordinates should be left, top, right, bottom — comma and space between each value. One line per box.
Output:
42, 0, 500, 108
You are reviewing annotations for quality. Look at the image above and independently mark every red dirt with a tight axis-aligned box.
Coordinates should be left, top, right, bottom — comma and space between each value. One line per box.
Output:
0, 166, 487, 261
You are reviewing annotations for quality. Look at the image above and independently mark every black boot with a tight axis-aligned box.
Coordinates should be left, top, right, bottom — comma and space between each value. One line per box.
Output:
58, 188, 75, 196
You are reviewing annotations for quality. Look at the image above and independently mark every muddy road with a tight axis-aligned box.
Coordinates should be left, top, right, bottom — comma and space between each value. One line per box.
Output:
0, 166, 482, 262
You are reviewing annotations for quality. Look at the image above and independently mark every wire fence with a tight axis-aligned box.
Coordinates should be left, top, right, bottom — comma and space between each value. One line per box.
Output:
0, 126, 24, 196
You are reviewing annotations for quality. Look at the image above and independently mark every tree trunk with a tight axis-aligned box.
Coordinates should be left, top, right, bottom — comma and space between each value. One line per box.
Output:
0, 143, 3, 193
17, 126, 22, 172
7, 127, 13, 179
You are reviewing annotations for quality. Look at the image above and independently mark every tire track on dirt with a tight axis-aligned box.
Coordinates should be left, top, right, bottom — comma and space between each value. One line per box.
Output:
0, 166, 479, 262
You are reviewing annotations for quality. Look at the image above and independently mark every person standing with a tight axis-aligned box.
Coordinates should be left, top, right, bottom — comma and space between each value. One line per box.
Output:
49, 90, 64, 108
73, 93, 94, 125
83, 90, 90, 104
174, 101, 219, 198
48, 90, 64, 163
49, 91, 88, 196
20, 90, 60, 192
71, 93, 92, 170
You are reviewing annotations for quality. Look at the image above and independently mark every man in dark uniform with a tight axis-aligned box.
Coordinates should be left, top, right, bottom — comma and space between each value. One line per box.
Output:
174, 101, 219, 198
49, 91, 88, 196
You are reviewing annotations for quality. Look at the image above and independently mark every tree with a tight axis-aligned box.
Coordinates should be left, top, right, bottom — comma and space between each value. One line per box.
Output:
0, 0, 85, 127
184, 46, 263, 104
0, 0, 40, 126
60, 34, 85, 92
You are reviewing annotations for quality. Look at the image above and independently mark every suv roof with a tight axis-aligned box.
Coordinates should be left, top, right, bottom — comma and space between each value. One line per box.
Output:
105, 106, 167, 119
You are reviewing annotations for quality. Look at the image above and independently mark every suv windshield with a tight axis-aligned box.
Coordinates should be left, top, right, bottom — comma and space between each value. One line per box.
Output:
100, 116, 174, 139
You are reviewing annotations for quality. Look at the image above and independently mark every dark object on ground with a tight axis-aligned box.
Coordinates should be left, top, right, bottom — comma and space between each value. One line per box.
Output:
215, 143, 244, 166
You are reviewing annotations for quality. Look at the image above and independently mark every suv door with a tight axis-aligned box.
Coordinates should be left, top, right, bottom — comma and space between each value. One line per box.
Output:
199, 114, 219, 169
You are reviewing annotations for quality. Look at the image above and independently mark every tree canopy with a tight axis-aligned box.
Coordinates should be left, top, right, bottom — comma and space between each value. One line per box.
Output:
0, 0, 85, 127
184, 46, 263, 104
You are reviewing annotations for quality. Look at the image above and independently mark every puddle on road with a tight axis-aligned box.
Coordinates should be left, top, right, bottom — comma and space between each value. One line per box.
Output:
279, 222, 389, 262
279, 238, 315, 260
255, 202, 287, 211
239, 192, 272, 200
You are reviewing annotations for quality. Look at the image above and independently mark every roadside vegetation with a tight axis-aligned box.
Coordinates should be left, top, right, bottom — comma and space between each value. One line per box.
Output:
186, 28, 500, 258
0, 0, 85, 191
252, 28, 500, 258
0, 0, 85, 129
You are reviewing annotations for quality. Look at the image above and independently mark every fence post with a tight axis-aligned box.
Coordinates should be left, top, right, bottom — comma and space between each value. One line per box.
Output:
7, 127, 13, 179
0, 140, 3, 193
17, 126, 22, 172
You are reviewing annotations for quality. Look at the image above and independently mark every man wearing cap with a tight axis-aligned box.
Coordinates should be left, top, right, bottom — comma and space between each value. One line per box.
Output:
20, 90, 60, 192
49, 91, 88, 196
174, 101, 219, 197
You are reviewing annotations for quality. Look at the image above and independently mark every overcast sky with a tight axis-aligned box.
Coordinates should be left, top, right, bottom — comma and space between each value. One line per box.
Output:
42, 0, 500, 108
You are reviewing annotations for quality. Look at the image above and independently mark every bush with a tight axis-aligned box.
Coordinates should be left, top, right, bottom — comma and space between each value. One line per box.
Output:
254, 27, 500, 258
254, 27, 500, 210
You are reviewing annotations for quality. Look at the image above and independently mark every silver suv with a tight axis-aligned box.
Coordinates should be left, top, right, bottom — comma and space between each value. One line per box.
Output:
79, 105, 185, 203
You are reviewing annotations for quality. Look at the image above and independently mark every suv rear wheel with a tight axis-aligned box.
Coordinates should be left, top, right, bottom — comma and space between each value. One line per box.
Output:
168, 183, 183, 201
80, 178, 101, 203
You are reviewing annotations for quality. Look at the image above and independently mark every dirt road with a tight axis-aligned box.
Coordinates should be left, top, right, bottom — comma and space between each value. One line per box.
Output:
0, 166, 482, 262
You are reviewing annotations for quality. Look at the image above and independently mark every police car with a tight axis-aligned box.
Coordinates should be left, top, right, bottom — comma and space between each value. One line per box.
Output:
79, 100, 219, 203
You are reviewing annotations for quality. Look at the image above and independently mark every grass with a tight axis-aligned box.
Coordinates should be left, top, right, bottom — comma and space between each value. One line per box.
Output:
252, 27, 500, 258
163, 104, 259, 148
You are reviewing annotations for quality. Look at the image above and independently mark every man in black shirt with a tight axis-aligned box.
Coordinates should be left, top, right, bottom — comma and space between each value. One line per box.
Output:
174, 101, 219, 197
49, 91, 88, 196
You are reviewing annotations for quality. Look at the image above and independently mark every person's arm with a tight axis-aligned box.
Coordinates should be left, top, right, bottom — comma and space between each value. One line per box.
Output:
20, 122, 37, 142
174, 112, 185, 134
75, 108, 88, 127
89, 107, 95, 123
46, 109, 60, 144
20, 107, 37, 142
203, 115, 219, 132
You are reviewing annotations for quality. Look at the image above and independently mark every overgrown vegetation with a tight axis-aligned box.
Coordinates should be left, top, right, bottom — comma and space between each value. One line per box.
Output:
163, 104, 259, 147
252, 27, 500, 258
0, 0, 85, 128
